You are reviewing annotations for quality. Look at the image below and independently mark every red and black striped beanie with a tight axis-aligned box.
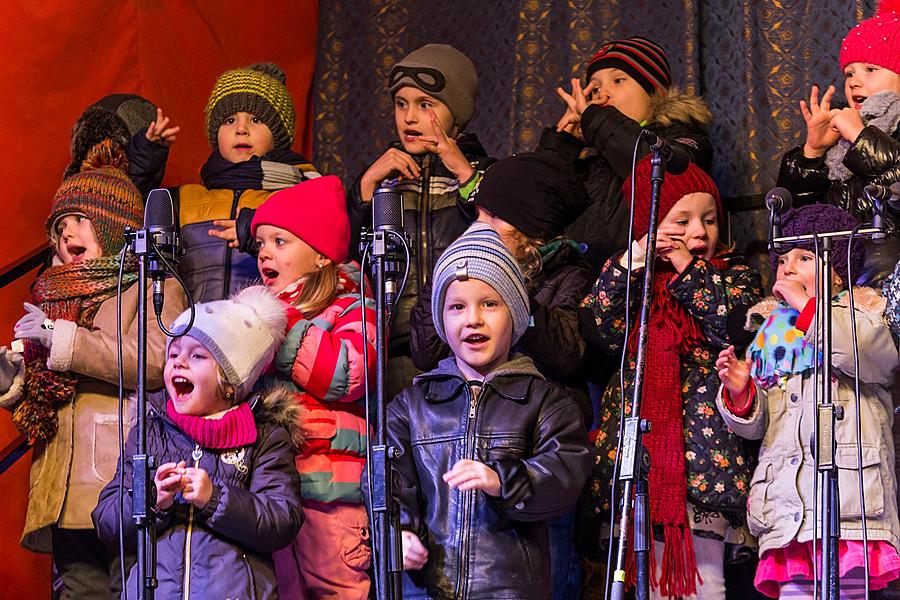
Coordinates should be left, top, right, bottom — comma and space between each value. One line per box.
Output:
586, 36, 671, 96
47, 140, 143, 255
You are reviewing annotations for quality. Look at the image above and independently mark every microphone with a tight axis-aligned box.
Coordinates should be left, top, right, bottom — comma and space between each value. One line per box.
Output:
765, 187, 793, 254
371, 186, 405, 314
641, 131, 691, 175
144, 189, 180, 316
864, 182, 900, 210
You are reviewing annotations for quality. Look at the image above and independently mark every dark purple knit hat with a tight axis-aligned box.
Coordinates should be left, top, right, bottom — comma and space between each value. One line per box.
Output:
769, 204, 864, 285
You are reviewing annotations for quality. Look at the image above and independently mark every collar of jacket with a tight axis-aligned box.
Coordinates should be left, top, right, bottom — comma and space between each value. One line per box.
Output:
413, 354, 544, 403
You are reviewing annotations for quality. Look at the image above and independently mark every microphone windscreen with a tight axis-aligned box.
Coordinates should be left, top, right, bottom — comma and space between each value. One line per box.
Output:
145, 188, 175, 229
372, 187, 403, 231
765, 187, 793, 212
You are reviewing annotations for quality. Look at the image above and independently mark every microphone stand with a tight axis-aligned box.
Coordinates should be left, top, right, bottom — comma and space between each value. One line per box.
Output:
123, 227, 159, 600
610, 151, 669, 600
361, 227, 407, 600
771, 224, 887, 600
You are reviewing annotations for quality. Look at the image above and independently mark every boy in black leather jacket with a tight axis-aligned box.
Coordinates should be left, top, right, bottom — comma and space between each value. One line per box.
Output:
379, 222, 590, 599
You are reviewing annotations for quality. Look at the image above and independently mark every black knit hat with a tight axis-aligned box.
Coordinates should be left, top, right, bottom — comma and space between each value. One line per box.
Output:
469, 151, 591, 240
769, 204, 865, 285
586, 36, 671, 96
206, 63, 296, 151
66, 94, 157, 179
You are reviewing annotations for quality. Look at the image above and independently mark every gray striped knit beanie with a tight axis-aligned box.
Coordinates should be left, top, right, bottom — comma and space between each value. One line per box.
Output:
431, 222, 530, 345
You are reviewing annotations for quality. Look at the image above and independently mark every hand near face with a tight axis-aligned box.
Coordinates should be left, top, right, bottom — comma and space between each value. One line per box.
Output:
772, 278, 812, 311
416, 110, 474, 183
145, 107, 181, 148
800, 85, 841, 158
154, 460, 186, 510
829, 107, 865, 143
401, 530, 429, 571
443, 459, 501, 497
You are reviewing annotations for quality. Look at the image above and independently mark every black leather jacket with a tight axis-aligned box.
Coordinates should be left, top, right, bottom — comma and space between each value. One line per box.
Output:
381, 355, 590, 599
777, 125, 900, 284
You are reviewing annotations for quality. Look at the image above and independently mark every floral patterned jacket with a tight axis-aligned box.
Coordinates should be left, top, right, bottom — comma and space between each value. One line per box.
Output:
579, 252, 764, 515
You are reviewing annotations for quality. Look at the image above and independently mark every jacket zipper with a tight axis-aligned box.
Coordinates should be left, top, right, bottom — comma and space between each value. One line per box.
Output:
418, 157, 432, 291
222, 190, 241, 298
455, 383, 480, 599
182, 444, 202, 599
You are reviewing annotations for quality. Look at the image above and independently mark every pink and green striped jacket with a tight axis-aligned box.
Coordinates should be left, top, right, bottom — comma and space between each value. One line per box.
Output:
270, 262, 376, 504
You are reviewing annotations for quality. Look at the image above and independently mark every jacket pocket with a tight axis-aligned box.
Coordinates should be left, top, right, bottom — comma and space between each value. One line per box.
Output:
92, 414, 120, 482
337, 506, 372, 571
478, 436, 527, 462
746, 461, 775, 536
836, 444, 884, 519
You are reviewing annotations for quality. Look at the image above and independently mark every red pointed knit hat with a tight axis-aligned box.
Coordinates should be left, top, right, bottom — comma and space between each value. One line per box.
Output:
841, 0, 900, 72
623, 155, 723, 242
251, 175, 350, 264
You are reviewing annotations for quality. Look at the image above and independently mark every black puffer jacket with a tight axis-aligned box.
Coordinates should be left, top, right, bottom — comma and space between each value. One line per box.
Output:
777, 125, 900, 284
93, 389, 303, 600
348, 133, 493, 354
379, 355, 590, 599
410, 240, 595, 421
539, 94, 712, 273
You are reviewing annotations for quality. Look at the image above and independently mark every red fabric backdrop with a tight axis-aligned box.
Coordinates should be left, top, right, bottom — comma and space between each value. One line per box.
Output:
0, 2, 318, 595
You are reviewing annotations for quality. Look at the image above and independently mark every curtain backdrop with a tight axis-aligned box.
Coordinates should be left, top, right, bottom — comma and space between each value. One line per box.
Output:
312, 0, 875, 204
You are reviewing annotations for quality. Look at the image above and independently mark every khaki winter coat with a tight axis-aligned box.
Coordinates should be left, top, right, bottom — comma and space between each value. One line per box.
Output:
716, 290, 900, 556
0, 278, 185, 552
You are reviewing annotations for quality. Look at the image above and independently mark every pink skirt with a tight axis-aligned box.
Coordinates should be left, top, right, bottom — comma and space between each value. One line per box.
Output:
755, 539, 900, 598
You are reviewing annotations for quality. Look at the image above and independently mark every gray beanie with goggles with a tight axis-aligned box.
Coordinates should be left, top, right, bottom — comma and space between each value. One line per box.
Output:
389, 43, 478, 130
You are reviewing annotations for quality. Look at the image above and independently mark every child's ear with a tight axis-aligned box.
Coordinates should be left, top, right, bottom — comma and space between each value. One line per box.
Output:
224, 384, 236, 405
316, 254, 333, 270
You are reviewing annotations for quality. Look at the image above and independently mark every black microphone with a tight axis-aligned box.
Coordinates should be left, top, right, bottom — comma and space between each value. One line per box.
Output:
765, 187, 793, 254
371, 186, 405, 314
641, 131, 691, 175
144, 189, 180, 316
864, 182, 900, 210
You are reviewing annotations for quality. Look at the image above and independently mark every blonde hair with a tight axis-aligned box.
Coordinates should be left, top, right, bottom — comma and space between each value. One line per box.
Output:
509, 229, 548, 283
290, 262, 340, 317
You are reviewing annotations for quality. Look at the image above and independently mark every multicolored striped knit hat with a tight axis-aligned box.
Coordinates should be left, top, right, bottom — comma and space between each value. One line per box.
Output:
205, 62, 296, 151
47, 140, 143, 255
431, 222, 531, 345
586, 36, 671, 96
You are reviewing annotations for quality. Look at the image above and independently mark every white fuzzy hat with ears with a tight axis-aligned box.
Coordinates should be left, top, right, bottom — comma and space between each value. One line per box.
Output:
167, 285, 288, 401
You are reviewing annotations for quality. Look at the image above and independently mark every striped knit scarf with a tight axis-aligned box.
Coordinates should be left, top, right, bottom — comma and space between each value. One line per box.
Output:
200, 148, 316, 192
625, 257, 727, 597
14, 255, 137, 441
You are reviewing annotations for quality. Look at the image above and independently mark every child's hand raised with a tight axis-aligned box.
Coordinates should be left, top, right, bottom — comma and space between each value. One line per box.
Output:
208, 219, 239, 248
154, 460, 186, 510
401, 530, 429, 570
181, 466, 213, 509
800, 85, 840, 158
145, 107, 181, 148
443, 459, 501, 496
716, 345, 752, 402
359, 148, 421, 201
554, 78, 595, 140
829, 107, 865, 144
418, 109, 474, 184
772, 278, 812, 311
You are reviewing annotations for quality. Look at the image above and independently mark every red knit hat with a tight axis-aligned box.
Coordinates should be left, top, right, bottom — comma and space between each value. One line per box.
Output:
840, 0, 900, 72
623, 155, 723, 241
250, 175, 350, 264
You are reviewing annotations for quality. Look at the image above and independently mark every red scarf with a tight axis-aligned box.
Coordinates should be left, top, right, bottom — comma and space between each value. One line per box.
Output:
166, 398, 257, 449
625, 257, 727, 597
15, 256, 137, 441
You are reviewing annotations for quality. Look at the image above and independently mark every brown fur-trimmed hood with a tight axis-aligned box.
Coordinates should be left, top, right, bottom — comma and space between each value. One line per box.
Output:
647, 88, 713, 129
252, 385, 304, 448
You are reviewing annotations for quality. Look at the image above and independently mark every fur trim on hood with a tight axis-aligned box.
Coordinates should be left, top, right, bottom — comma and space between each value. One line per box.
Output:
253, 385, 304, 448
743, 287, 886, 333
648, 87, 713, 128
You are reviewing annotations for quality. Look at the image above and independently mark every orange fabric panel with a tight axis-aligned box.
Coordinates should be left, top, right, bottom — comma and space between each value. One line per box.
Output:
0, 2, 317, 595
